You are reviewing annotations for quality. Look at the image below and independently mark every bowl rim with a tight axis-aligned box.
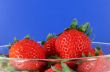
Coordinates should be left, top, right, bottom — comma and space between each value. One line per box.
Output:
0, 55, 109, 61
0, 41, 110, 61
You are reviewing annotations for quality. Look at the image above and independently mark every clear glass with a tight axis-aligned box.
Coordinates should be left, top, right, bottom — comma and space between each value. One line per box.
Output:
0, 42, 110, 72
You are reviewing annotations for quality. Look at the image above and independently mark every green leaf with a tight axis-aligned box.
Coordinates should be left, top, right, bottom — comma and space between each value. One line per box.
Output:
61, 62, 74, 72
14, 37, 18, 43
51, 65, 61, 72
70, 19, 78, 29
95, 46, 101, 56
47, 33, 55, 40
96, 46, 101, 51
79, 22, 90, 33
82, 52, 86, 57
86, 28, 92, 36
41, 41, 45, 45
47, 62, 55, 67
0, 55, 6, 57
51, 62, 76, 72
5, 62, 17, 72
95, 49, 99, 56
25, 34, 30, 39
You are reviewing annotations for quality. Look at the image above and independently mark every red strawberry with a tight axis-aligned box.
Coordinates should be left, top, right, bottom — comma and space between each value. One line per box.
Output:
44, 34, 57, 56
78, 57, 110, 72
55, 19, 92, 59
85, 48, 103, 57
90, 57, 110, 72
9, 36, 46, 71
77, 47, 104, 72
77, 59, 96, 72
45, 64, 62, 72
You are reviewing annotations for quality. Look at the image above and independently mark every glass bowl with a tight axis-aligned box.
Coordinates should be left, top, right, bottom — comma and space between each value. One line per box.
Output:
0, 42, 110, 72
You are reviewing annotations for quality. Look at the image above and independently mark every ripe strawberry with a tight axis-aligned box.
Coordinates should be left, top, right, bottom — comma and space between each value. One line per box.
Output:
77, 47, 104, 72
78, 57, 110, 72
9, 36, 46, 71
90, 57, 110, 72
84, 48, 103, 57
77, 60, 96, 72
45, 64, 62, 72
43, 34, 57, 56
55, 19, 92, 59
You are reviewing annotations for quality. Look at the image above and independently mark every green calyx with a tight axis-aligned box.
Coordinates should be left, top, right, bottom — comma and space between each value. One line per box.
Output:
25, 34, 30, 39
81, 52, 93, 58
51, 62, 75, 72
95, 46, 101, 56
14, 37, 18, 43
82, 52, 86, 57
81, 47, 102, 58
41, 33, 56, 45
70, 18, 78, 29
65, 18, 92, 36
47, 33, 56, 40
41, 41, 46, 45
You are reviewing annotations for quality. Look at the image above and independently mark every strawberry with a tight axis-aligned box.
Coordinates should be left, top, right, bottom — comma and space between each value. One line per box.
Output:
55, 19, 92, 59
77, 59, 96, 72
90, 57, 110, 72
43, 34, 57, 56
78, 57, 110, 72
84, 48, 103, 57
9, 36, 46, 71
77, 47, 104, 72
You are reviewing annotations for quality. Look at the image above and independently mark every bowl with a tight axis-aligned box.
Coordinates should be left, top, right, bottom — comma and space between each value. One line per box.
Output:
0, 42, 110, 72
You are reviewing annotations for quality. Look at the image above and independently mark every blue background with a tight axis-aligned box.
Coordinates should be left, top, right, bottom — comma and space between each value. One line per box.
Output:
0, 0, 110, 45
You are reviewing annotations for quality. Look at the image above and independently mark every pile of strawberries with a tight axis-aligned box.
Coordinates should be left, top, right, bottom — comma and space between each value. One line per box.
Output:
9, 19, 110, 72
